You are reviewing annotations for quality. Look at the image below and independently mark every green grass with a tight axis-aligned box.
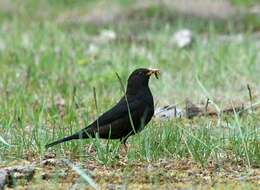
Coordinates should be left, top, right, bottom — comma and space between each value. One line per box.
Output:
1, 22, 259, 162
0, 0, 260, 189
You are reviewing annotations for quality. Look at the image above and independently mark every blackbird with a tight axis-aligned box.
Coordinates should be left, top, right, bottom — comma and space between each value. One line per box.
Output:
45, 68, 159, 148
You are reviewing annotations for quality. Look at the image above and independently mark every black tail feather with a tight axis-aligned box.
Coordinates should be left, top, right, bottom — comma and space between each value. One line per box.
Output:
45, 133, 82, 149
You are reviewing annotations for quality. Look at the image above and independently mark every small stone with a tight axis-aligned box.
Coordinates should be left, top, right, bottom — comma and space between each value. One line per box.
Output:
100, 30, 116, 41
172, 29, 192, 48
154, 105, 183, 119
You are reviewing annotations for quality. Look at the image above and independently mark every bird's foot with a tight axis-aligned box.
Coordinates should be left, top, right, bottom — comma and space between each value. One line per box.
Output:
119, 143, 128, 156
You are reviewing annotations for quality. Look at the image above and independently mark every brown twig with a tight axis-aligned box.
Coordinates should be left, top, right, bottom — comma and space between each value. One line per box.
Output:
72, 86, 79, 109
185, 99, 201, 119
92, 87, 98, 113
92, 87, 99, 128
247, 84, 253, 112
205, 98, 210, 114
186, 100, 245, 119
115, 72, 135, 134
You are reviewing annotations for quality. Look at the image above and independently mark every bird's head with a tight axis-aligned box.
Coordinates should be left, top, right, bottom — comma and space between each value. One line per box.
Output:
126, 68, 160, 93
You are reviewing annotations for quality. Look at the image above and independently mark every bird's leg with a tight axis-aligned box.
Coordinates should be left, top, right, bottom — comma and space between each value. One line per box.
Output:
119, 138, 128, 154
122, 140, 127, 150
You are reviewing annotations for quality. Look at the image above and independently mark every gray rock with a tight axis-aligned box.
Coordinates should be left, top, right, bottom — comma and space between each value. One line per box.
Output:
0, 165, 35, 188
0, 170, 7, 190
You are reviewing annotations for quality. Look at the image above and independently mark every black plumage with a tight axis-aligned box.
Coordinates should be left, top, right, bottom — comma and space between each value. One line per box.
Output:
45, 68, 159, 148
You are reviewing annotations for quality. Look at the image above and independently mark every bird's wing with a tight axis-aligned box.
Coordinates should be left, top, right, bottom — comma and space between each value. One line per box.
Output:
91, 95, 142, 127
90, 101, 148, 139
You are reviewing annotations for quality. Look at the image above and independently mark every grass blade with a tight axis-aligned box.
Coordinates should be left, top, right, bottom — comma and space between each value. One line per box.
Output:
0, 135, 11, 146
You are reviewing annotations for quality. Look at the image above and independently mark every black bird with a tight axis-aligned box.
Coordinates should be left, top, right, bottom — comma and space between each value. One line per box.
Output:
45, 68, 159, 148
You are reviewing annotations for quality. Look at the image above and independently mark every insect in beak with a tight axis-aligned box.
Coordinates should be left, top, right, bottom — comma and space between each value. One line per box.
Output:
146, 68, 160, 79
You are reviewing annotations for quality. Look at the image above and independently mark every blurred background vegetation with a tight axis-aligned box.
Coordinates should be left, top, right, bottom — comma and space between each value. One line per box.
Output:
1, 0, 260, 31
0, 0, 259, 104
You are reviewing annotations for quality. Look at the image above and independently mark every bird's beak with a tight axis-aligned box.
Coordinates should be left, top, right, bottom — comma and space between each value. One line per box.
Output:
146, 68, 160, 79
